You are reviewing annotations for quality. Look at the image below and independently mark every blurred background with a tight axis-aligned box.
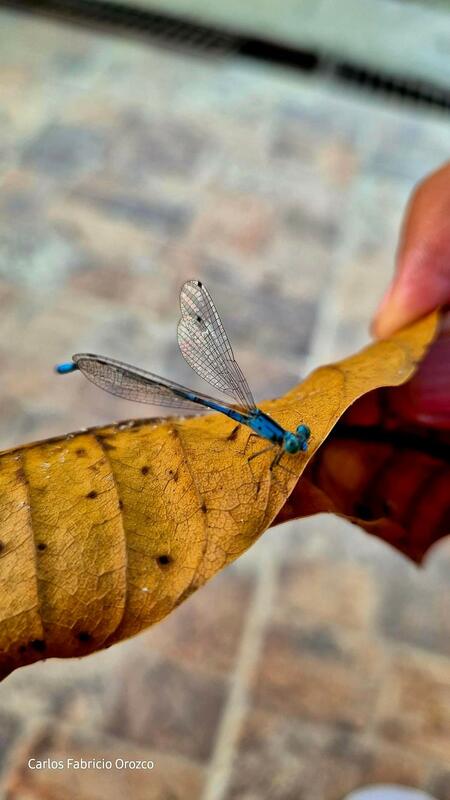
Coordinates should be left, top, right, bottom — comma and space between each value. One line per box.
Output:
0, 1, 449, 798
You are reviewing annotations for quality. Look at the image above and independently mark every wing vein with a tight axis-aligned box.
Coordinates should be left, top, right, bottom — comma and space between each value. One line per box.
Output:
178, 280, 255, 410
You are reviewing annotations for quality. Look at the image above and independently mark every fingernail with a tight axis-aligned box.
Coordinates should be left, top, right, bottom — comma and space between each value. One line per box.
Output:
371, 282, 411, 339
371, 284, 393, 335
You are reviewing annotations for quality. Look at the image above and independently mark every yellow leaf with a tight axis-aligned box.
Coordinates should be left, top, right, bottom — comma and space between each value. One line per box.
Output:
0, 310, 440, 679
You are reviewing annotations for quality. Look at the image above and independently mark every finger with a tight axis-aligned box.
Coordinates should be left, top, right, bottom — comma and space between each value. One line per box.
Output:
372, 161, 450, 339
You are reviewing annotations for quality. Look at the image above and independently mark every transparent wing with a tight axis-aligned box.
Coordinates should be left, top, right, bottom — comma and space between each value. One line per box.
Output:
177, 280, 256, 410
72, 353, 240, 412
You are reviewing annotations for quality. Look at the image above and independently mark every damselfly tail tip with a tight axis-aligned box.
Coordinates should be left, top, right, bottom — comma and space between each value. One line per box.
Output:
55, 361, 77, 375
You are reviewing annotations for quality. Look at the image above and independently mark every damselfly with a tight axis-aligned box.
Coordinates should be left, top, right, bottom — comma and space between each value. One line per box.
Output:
56, 280, 310, 467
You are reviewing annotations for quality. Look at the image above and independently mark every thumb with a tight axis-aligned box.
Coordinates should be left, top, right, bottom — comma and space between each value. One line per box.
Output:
372, 162, 450, 427
372, 161, 450, 339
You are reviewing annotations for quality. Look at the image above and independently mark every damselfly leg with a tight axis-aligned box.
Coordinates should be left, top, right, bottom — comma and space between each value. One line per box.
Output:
245, 435, 297, 493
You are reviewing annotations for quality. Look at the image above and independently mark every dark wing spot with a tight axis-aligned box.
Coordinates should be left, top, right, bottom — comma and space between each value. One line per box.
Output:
37, 542, 47, 552
76, 448, 87, 457
86, 490, 98, 499
118, 499, 124, 510
196, 315, 202, 323
197, 280, 202, 287
201, 502, 207, 513
141, 465, 149, 475
0, 541, 4, 554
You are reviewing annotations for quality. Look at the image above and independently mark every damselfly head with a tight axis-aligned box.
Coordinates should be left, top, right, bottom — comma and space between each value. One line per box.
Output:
296, 424, 311, 441
283, 424, 310, 454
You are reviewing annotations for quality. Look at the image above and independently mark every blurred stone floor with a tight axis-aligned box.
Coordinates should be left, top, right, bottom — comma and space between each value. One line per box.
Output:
0, 7, 449, 800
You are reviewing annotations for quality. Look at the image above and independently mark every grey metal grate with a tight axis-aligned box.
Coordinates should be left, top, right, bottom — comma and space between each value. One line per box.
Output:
2, 0, 450, 112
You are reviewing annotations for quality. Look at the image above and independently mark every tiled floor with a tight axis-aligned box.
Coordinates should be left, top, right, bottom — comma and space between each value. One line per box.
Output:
0, 7, 449, 799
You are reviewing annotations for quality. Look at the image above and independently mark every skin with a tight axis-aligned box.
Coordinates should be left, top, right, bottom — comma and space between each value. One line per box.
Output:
371, 161, 450, 428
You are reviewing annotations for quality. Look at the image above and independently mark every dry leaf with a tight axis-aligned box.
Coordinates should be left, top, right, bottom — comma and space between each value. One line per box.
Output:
275, 390, 450, 563
0, 310, 443, 679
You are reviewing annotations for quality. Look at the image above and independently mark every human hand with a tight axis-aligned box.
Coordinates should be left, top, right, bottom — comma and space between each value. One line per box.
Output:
371, 162, 450, 428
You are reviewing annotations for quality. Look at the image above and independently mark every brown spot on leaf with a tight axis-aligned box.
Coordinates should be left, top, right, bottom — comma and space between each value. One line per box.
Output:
77, 631, 92, 643
156, 554, 172, 567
